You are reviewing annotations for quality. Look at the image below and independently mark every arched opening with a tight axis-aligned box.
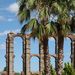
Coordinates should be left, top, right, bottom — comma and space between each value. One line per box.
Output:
63, 37, 71, 63
30, 38, 39, 54
30, 57, 39, 74
14, 37, 23, 74
48, 37, 55, 68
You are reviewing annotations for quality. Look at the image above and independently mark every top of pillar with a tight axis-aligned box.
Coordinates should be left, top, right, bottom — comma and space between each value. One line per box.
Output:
7, 32, 31, 38
7, 32, 75, 41
67, 33, 75, 40
7, 32, 15, 39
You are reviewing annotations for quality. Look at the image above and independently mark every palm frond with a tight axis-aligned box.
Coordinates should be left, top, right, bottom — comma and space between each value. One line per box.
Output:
21, 18, 38, 34
62, 24, 71, 36
58, 13, 69, 25
51, 2, 62, 14
21, 24, 28, 34
31, 24, 45, 41
18, 9, 30, 23
69, 0, 75, 10
28, 18, 38, 30
39, 7, 49, 20
45, 22, 57, 36
27, 0, 37, 10
18, 0, 26, 11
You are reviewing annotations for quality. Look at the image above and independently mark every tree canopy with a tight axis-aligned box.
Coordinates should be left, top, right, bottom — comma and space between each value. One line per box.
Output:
18, 0, 75, 37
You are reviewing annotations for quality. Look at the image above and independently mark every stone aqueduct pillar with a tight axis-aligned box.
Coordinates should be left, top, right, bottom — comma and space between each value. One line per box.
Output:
22, 37, 26, 74
5, 37, 9, 75
4, 32, 75, 75
68, 34, 75, 69
6, 33, 14, 75
5, 33, 31, 75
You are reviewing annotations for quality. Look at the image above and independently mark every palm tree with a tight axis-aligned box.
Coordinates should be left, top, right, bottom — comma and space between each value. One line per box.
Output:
17, 0, 75, 75
56, 22, 70, 75
50, 1, 75, 75
21, 18, 57, 75
18, 0, 57, 75
55, 1, 75, 75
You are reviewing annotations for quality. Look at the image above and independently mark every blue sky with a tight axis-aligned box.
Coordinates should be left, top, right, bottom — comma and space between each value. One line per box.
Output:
0, 0, 71, 73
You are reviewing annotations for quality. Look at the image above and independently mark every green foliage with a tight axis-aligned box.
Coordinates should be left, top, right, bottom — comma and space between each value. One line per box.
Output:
18, 9, 30, 23
42, 65, 56, 75
17, 0, 75, 74
15, 72, 20, 75
21, 20, 57, 41
62, 63, 75, 75
70, 16, 75, 33
42, 63, 75, 75
61, 24, 71, 36
45, 22, 57, 36
18, 0, 75, 22
17, 0, 75, 37
50, 65, 56, 75
52, 2, 62, 14
21, 18, 38, 34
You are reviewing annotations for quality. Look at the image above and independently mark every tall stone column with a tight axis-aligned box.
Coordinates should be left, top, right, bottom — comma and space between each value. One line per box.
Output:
71, 39, 75, 69
6, 38, 9, 74
39, 43, 44, 75
7, 33, 14, 75
22, 37, 26, 75
25, 35, 31, 75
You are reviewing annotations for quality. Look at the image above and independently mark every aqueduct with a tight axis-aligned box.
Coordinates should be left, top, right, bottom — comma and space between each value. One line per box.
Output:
2, 32, 75, 75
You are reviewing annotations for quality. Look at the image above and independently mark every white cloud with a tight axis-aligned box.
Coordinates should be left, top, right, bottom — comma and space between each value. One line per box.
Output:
0, 29, 20, 36
0, 16, 14, 22
7, 18, 14, 22
0, 16, 6, 22
6, 3, 19, 14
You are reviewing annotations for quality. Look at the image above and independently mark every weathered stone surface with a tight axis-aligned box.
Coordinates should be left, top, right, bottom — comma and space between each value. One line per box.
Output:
4, 32, 75, 75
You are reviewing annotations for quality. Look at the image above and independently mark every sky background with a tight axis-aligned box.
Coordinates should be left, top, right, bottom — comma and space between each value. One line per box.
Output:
0, 0, 71, 73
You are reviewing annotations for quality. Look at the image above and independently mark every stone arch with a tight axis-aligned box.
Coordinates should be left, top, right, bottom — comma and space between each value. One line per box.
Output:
30, 54, 40, 58
30, 56, 40, 74
12, 33, 25, 74
5, 32, 30, 75
67, 34, 75, 68
5, 33, 22, 74
4, 32, 75, 75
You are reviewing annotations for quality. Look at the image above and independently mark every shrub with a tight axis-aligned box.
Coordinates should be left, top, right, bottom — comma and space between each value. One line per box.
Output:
42, 63, 75, 75
42, 65, 56, 75
62, 63, 75, 75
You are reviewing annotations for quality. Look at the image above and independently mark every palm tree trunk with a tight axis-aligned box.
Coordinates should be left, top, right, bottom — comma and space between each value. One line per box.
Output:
57, 33, 64, 75
43, 37, 51, 75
